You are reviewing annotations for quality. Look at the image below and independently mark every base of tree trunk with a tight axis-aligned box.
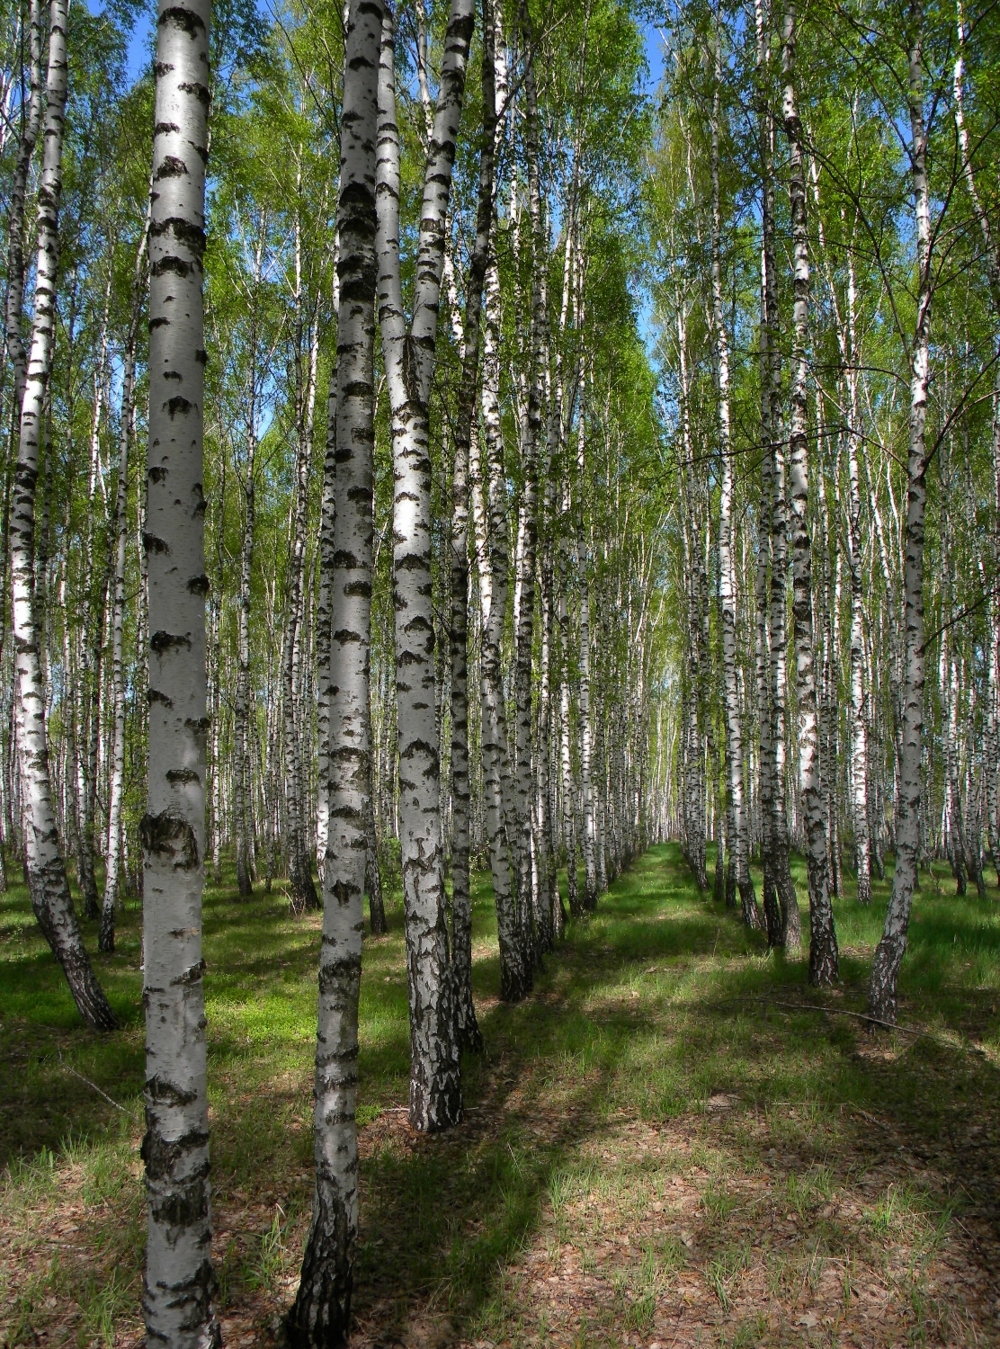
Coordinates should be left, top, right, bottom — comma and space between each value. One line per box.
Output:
284, 1193, 353, 1349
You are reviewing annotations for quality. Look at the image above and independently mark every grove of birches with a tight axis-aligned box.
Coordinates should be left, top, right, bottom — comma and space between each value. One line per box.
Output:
2, 0, 1000, 1341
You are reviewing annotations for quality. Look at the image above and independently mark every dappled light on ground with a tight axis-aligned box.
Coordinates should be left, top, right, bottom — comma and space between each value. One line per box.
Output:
3, 845, 1000, 1346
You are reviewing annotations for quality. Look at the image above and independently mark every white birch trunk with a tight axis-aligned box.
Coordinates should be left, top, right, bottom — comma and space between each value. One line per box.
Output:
141, 1, 218, 1342
710, 61, 760, 931
376, 0, 474, 1131
286, 6, 381, 1339
783, 2, 837, 984
9, 0, 117, 1031
100, 290, 140, 951
867, 13, 936, 1022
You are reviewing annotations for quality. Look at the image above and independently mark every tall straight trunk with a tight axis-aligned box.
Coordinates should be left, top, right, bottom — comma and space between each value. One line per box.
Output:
315, 273, 338, 881
512, 35, 546, 960
577, 412, 598, 910
709, 57, 760, 932
234, 378, 257, 898
376, 0, 475, 1130
286, 6, 382, 1340
141, 2, 218, 1343
677, 311, 709, 891
78, 288, 112, 921
449, 0, 495, 1053
769, 445, 801, 949
477, 250, 530, 997
869, 7, 932, 1022
536, 521, 560, 942
364, 713, 386, 937
843, 255, 872, 905
100, 292, 140, 952
783, 2, 836, 985
283, 231, 320, 915
954, 0, 1000, 887
754, 0, 794, 945
9, 0, 116, 1031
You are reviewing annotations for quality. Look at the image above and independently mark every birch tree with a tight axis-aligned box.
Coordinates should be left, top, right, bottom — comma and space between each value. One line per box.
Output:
286, 2, 382, 1341
7, 0, 117, 1031
140, 0, 218, 1341
375, 0, 475, 1131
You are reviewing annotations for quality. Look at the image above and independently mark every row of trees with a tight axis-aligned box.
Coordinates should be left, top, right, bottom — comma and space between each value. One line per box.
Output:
654, 0, 1000, 1017
1, 0, 667, 1343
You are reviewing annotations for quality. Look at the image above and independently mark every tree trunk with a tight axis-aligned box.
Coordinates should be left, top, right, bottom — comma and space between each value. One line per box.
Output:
710, 57, 761, 932
141, 2, 218, 1342
376, 0, 475, 1131
783, 1, 837, 985
449, 0, 495, 1052
285, 6, 382, 1341
234, 382, 257, 898
100, 293, 140, 951
9, 0, 117, 1031
869, 6, 931, 1024
477, 249, 531, 998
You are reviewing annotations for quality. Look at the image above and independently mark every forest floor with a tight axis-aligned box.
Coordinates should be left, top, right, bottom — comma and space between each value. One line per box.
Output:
3, 845, 1000, 1348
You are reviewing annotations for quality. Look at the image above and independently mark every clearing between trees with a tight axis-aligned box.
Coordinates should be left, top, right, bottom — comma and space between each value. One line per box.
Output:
3, 844, 999, 1349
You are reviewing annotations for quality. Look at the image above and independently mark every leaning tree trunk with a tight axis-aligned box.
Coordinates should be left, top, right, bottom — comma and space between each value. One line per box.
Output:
285, 5, 382, 1342
783, 1, 837, 985
376, 0, 474, 1131
141, 2, 219, 1344
8, 0, 117, 1032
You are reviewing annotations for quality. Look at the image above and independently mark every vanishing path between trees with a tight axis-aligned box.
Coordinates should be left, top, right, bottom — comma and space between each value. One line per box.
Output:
2, 844, 1000, 1345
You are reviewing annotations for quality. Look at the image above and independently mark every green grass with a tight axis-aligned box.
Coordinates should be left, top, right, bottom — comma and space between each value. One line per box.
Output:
2, 843, 1000, 1347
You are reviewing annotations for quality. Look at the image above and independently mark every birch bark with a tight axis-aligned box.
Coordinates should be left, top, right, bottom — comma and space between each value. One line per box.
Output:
449, 0, 495, 1051
709, 56, 761, 932
782, 2, 837, 984
286, 5, 382, 1341
478, 248, 531, 997
100, 277, 142, 952
9, 0, 117, 1031
376, 0, 474, 1130
868, 6, 932, 1022
141, 0, 218, 1342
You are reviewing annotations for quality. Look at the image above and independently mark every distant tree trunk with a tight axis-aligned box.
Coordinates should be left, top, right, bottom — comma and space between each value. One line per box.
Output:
141, 2, 218, 1344
282, 231, 320, 915
478, 249, 531, 998
512, 38, 546, 959
449, 0, 495, 1053
315, 325, 338, 882
868, 10, 933, 1023
8, 0, 117, 1031
783, 2, 837, 985
376, 0, 475, 1131
709, 53, 761, 933
954, 0, 1000, 889
100, 295, 140, 952
365, 749, 386, 936
234, 384, 257, 899
577, 413, 598, 911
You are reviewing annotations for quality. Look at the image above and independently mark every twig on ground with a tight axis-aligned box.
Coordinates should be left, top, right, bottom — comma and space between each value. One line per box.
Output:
57, 1052, 138, 1119
702, 995, 985, 1055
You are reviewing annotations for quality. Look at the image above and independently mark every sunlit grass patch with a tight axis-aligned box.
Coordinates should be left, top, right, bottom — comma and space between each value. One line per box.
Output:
2, 842, 1000, 1346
